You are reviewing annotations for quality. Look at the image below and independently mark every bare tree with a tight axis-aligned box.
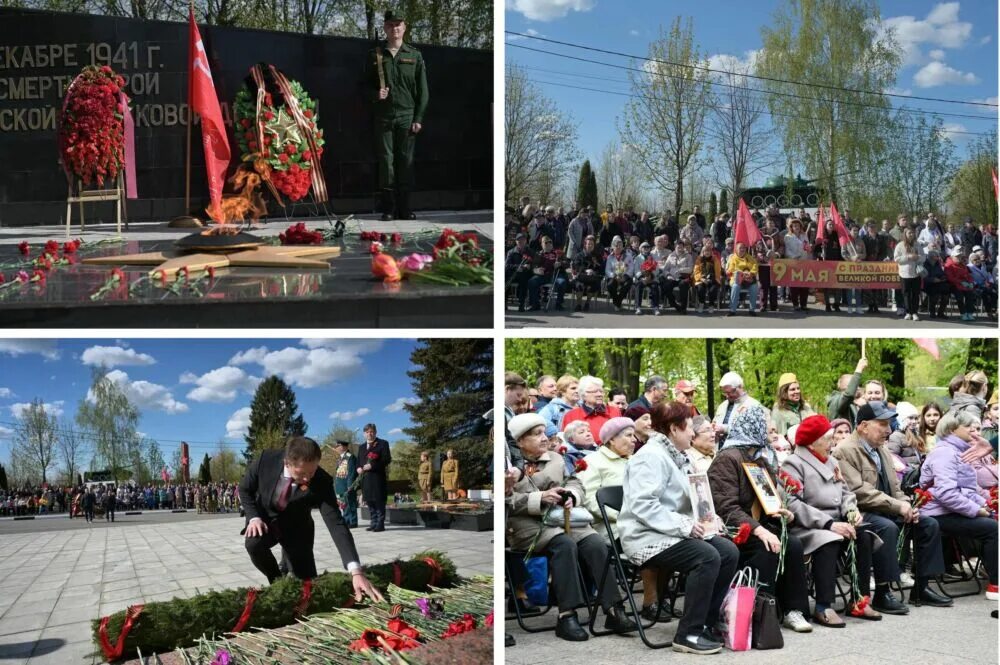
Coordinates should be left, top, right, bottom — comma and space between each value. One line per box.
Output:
505, 65, 579, 204
13, 400, 58, 485
619, 18, 713, 214
707, 59, 775, 215
597, 140, 645, 211
55, 419, 86, 486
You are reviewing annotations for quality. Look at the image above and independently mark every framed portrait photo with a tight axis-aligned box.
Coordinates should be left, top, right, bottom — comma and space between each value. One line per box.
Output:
741, 463, 782, 516
688, 473, 718, 538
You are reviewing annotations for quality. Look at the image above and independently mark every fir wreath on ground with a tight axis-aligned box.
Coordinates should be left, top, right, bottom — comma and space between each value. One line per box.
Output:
92, 551, 461, 662
116, 577, 494, 664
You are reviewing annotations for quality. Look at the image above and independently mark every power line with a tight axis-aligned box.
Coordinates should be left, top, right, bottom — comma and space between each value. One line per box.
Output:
510, 71, 996, 138
505, 31, 1000, 109
508, 43, 999, 123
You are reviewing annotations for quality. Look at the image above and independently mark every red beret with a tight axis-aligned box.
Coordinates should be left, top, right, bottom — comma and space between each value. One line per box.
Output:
795, 414, 833, 446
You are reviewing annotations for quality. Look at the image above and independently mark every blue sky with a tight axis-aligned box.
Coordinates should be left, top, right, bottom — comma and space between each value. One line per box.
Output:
0, 339, 426, 468
506, 0, 998, 178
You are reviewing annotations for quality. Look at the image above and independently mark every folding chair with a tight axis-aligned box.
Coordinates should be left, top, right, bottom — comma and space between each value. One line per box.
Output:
804, 549, 855, 613
505, 549, 595, 633
933, 535, 984, 599
588, 485, 676, 648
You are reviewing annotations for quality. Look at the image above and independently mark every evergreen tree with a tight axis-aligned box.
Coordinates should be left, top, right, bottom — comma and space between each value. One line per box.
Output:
0, 464, 7, 491
244, 376, 307, 460
198, 453, 212, 484
720, 189, 729, 216
405, 340, 493, 489
576, 160, 599, 210
708, 192, 717, 221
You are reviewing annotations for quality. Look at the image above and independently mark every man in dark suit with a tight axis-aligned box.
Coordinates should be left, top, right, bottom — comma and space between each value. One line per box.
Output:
358, 423, 392, 532
238, 436, 383, 601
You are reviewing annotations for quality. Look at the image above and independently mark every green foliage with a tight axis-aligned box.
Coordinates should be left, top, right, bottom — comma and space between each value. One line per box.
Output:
197, 453, 211, 484
506, 338, 996, 416
208, 445, 243, 483
949, 130, 998, 229
405, 339, 492, 489
0, 464, 7, 491
11, 398, 58, 484
576, 160, 599, 210
92, 552, 459, 659
708, 192, 717, 221
757, 0, 901, 203
719, 189, 729, 216
76, 369, 139, 481
388, 440, 422, 485
245, 376, 307, 461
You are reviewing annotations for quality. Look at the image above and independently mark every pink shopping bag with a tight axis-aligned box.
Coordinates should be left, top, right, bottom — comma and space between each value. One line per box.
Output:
719, 566, 757, 651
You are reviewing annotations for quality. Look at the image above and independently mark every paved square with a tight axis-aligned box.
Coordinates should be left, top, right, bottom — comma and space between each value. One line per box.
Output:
505, 577, 997, 665
0, 511, 491, 664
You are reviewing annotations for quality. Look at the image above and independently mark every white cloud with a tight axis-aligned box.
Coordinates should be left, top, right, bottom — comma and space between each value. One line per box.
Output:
629, 29, 639, 36
0, 425, 13, 439
183, 366, 261, 403
703, 50, 760, 84
928, 49, 945, 60
913, 61, 979, 87
980, 35, 991, 45
940, 122, 968, 139
229, 345, 369, 389
505, 27, 544, 41
388, 428, 403, 435
969, 96, 998, 106
329, 407, 371, 421
298, 339, 385, 354
0, 340, 59, 360
225, 407, 252, 440
95, 370, 188, 414
10, 401, 64, 418
384, 397, 420, 413
507, 0, 595, 22
0, 388, 13, 398
881, 2, 973, 67
81, 345, 156, 367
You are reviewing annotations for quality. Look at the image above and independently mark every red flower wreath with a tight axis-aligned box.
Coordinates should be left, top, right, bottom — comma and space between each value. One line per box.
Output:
59, 65, 129, 187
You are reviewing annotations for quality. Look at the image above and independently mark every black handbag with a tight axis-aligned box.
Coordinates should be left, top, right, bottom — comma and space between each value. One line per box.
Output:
751, 591, 784, 650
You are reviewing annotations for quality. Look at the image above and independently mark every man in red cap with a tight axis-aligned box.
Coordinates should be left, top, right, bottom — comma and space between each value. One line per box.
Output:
674, 379, 701, 416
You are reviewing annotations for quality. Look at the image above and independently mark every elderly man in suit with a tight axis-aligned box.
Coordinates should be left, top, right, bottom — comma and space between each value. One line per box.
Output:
239, 436, 383, 602
358, 423, 392, 532
832, 402, 951, 615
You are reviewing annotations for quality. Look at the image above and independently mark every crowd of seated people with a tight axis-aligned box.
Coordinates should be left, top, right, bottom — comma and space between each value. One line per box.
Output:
504, 201, 997, 320
503, 364, 998, 654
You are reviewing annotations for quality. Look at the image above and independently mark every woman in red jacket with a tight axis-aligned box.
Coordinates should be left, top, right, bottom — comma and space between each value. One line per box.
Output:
944, 247, 976, 321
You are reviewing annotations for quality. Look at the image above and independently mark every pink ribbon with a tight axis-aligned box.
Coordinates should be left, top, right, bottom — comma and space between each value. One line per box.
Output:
120, 91, 137, 199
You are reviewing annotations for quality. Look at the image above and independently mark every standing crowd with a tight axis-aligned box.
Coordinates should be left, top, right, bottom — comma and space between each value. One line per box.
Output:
0, 482, 242, 520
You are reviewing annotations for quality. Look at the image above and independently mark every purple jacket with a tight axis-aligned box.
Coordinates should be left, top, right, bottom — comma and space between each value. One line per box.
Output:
919, 435, 986, 518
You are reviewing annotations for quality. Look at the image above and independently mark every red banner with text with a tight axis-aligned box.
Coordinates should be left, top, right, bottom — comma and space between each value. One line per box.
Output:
771, 259, 901, 290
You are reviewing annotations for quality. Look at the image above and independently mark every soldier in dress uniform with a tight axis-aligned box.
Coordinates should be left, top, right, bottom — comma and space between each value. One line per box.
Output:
367, 10, 429, 221
334, 440, 359, 528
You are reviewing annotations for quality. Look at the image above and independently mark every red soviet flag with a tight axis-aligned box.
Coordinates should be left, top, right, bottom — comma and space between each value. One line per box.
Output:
734, 198, 763, 248
815, 205, 826, 244
992, 167, 999, 201
188, 8, 230, 221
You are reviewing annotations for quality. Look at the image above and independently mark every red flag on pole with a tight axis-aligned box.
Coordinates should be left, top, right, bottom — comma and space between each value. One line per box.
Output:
992, 167, 998, 202
161, 467, 171, 483
828, 202, 853, 246
188, 7, 230, 221
913, 338, 940, 360
734, 198, 763, 248
815, 205, 826, 244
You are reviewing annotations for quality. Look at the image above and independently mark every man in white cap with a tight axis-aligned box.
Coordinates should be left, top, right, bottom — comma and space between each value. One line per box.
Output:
711, 372, 761, 443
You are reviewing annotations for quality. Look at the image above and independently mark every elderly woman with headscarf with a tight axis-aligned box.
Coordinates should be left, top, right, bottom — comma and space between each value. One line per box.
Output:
618, 401, 738, 655
780, 415, 883, 627
771, 373, 816, 437
830, 418, 852, 449
505, 413, 637, 642
708, 405, 813, 633
920, 410, 999, 600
